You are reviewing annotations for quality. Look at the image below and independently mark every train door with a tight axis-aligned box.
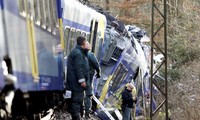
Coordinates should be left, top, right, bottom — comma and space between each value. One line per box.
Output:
81, 31, 87, 38
32, 0, 63, 90
96, 16, 106, 61
90, 19, 99, 54
89, 16, 106, 61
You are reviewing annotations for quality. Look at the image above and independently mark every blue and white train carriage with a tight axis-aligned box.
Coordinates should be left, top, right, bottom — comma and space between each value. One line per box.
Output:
0, 0, 64, 118
0, 0, 107, 118
61, 1, 155, 119
61, 0, 106, 59
0, 0, 155, 119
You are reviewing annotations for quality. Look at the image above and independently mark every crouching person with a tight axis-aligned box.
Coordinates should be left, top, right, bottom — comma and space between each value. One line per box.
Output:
121, 83, 137, 120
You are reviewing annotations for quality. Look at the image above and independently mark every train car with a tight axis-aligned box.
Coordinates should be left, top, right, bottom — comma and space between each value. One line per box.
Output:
0, 0, 64, 119
77, 1, 156, 119
1, 0, 63, 91
0, 0, 161, 119
61, 0, 106, 59
0, 0, 107, 119
61, 0, 155, 119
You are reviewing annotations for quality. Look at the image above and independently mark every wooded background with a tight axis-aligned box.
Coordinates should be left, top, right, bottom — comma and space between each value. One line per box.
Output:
88, 0, 200, 119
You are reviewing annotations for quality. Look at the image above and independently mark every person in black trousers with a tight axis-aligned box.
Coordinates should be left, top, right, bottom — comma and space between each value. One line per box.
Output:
121, 83, 137, 120
84, 43, 101, 118
67, 36, 90, 120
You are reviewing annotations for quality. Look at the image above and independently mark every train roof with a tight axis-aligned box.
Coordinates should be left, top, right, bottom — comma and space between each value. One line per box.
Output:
78, 0, 125, 33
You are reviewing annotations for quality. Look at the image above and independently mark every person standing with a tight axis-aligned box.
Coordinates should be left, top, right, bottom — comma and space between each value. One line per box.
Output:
121, 83, 137, 120
67, 36, 90, 120
84, 43, 101, 118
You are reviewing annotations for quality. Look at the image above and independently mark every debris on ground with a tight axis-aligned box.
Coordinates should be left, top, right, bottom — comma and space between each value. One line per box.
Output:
54, 108, 101, 120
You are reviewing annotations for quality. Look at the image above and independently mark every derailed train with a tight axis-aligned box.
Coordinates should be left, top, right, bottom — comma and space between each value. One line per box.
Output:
0, 0, 161, 119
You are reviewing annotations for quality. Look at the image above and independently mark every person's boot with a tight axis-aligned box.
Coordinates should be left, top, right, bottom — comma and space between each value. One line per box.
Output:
85, 112, 91, 119
72, 115, 81, 120
80, 105, 85, 118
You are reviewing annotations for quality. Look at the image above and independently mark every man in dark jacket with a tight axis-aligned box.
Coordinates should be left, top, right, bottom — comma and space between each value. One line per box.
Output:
121, 83, 137, 120
84, 43, 101, 118
67, 36, 90, 120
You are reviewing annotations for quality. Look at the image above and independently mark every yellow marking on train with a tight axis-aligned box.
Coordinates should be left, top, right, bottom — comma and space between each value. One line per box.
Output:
94, 16, 105, 56
25, 0, 39, 82
99, 75, 113, 104
59, 19, 65, 49
98, 17, 105, 39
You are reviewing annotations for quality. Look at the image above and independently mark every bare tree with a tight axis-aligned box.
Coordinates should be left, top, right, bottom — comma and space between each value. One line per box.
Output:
105, 0, 110, 11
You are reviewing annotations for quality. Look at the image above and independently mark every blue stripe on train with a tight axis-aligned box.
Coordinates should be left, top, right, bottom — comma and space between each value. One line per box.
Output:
56, 0, 62, 19
3, 0, 18, 15
0, 0, 4, 10
13, 71, 64, 92
63, 18, 90, 32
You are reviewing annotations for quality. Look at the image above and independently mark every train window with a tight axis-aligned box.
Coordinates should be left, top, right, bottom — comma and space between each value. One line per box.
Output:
45, 1, 51, 32
86, 33, 91, 43
110, 63, 128, 93
68, 28, 76, 53
28, 1, 32, 17
18, 0, 34, 20
49, 0, 58, 34
40, 0, 46, 29
102, 42, 124, 64
33, 0, 40, 25
75, 30, 81, 47
18, 0, 26, 17
64, 26, 70, 56
81, 31, 86, 37
76, 30, 81, 39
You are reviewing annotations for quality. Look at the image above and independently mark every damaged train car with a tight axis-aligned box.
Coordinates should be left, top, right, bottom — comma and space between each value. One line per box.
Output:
93, 24, 154, 119
0, 0, 164, 119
